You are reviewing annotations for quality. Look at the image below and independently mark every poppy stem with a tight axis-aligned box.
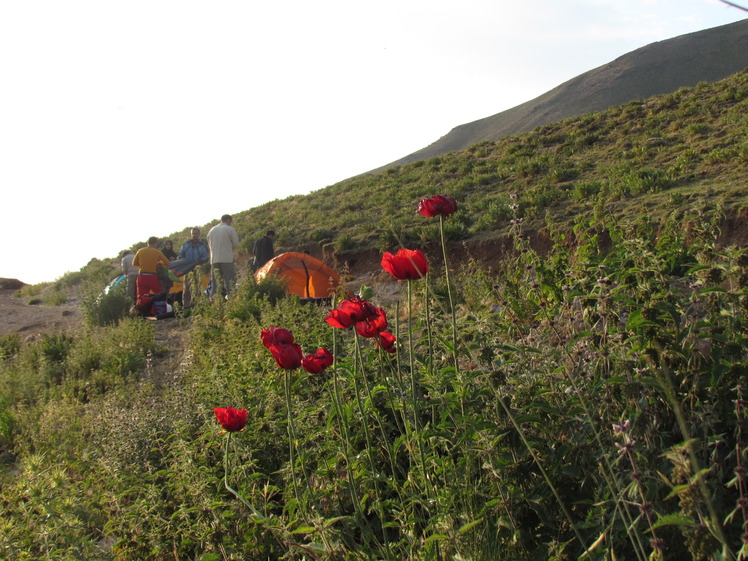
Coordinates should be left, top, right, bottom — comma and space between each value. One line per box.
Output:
424, 274, 433, 371
439, 215, 459, 374
284, 369, 305, 519
222, 432, 262, 518
352, 333, 377, 470
330, 329, 362, 516
222, 434, 298, 554
352, 333, 394, 557
387, 300, 410, 445
284, 369, 323, 526
407, 280, 430, 493
394, 299, 404, 389
329, 322, 384, 549
354, 335, 397, 476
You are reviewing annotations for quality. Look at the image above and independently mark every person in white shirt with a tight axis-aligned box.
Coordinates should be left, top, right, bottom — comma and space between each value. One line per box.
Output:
206, 214, 240, 296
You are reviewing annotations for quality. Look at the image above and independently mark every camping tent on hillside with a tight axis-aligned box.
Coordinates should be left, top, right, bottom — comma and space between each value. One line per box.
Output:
255, 252, 341, 302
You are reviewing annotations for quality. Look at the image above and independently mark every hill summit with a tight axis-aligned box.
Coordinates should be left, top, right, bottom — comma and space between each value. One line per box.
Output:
376, 18, 748, 170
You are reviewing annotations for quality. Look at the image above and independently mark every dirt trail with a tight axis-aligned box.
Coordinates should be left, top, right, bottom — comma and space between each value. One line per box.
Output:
0, 288, 185, 352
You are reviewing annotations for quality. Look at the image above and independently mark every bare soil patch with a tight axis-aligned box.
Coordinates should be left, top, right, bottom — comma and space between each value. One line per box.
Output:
0, 288, 83, 339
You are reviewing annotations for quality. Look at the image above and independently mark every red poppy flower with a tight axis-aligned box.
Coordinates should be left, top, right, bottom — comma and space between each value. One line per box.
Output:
377, 331, 397, 353
381, 248, 429, 280
301, 348, 334, 374
418, 194, 457, 217
325, 296, 378, 329
355, 306, 388, 338
261, 326, 295, 349
269, 343, 303, 370
214, 407, 248, 432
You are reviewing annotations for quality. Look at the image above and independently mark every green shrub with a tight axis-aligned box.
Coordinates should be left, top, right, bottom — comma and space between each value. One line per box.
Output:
0, 395, 15, 450
668, 192, 686, 206
622, 167, 675, 194
44, 289, 67, 306
55, 258, 118, 289
472, 199, 513, 230
311, 227, 334, 243
527, 183, 562, 210
334, 233, 355, 251
15, 284, 47, 299
685, 123, 710, 135
80, 281, 131, 328
0, 334, 20, 360
473, 172, 500, 186
548, 165, 580, 183
571, 179, 603, 202
704, 147, 735, 164
224, 274, 288, 323
673, 148, 701, 173
436, 211, 471, 241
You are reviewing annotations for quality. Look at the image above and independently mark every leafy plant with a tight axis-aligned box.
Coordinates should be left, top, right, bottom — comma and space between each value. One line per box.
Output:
80, 281, 131, 328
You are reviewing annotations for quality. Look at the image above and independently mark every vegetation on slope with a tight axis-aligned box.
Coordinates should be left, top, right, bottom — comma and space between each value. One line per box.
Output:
2, 202, 748, 560
0, 69, 747, 560
224, 69, 748, 259
36, 68, 748, 288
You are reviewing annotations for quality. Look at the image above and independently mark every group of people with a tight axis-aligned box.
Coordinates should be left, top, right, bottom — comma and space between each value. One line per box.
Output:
120, 214, 276, 317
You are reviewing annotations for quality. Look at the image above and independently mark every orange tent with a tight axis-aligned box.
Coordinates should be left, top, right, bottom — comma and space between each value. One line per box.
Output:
254, 252, 341, 299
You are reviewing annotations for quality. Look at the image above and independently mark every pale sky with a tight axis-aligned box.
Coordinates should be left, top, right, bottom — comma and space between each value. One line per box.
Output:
1, 0, 746, 285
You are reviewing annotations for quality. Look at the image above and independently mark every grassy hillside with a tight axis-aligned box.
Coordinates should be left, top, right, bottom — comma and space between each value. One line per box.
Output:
61, 67, 748, 286
1, 69, 747, 561
221, 68, 748, 268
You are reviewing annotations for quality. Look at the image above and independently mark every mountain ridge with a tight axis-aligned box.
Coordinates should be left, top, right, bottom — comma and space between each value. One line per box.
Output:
371, 18, 748, 171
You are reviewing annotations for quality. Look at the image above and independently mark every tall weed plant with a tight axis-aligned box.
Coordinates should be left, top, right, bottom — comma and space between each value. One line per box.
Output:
80, 280, 131, 328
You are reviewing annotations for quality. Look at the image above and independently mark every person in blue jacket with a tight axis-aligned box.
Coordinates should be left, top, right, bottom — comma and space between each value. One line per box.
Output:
174, 227, 209, 272
172, 227, 210, 309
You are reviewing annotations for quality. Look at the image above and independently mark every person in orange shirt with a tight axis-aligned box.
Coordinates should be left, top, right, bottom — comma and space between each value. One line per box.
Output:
132, 236, 170, 314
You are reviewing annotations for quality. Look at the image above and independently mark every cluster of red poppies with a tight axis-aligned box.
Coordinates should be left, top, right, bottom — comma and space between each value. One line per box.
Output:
215, 194, 457, 431
261, 326, 334, 373
324, 295, 396, 353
